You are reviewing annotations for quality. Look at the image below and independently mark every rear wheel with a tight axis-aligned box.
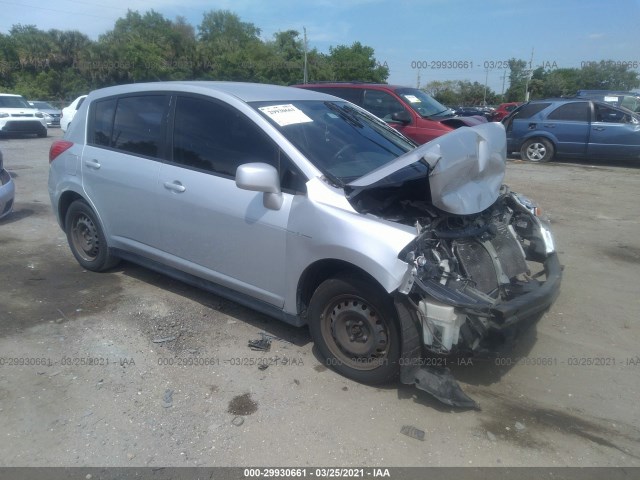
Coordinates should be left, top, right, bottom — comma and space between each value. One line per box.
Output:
308, 275, 400, 385
521, 137, 554, 162
65, 200, 119, 271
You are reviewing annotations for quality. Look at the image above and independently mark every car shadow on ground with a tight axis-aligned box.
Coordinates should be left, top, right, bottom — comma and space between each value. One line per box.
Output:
116, 259, 548, 404
114, 260, 313, 349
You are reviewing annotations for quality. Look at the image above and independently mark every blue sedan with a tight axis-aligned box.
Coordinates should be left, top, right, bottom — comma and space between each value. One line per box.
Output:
504, 98, 640, 162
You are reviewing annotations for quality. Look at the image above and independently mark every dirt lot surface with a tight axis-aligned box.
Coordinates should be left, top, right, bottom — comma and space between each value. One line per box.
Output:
0, 129, 639, 467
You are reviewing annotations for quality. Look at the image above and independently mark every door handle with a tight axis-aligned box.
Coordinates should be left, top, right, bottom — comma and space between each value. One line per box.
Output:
84, 159, 101, 169
543, 124, 555, 128
593, 126, 605, 131
164, 181, 186, 193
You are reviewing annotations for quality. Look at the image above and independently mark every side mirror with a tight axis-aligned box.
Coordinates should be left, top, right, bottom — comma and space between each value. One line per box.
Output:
390, 110, 412, 124
235, 162, 283, 210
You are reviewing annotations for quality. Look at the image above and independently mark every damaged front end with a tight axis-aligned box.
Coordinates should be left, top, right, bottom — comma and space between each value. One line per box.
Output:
394, 189, 561, 408
347, 123, 562, 408
397, 188, 561, 357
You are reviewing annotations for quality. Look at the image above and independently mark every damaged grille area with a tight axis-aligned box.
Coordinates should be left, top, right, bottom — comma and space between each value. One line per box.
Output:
492, 223, 529, 279
453, 239, 498, 294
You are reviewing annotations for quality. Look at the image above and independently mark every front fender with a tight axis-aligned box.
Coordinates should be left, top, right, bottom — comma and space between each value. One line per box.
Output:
282, 182, 417, 314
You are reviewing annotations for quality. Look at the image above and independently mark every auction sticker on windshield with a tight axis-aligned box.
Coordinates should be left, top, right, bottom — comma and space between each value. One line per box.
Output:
258, 104, 313, 126
404, 95, 421, 103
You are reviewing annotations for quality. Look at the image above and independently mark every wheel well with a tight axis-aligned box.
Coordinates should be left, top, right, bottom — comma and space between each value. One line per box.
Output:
523, 135, 556, 149
296, 259, 384, 319
58, 191, 85, 230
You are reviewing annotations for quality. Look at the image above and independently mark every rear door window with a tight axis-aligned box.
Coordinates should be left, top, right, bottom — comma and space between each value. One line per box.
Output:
111, 96, 167, 157
547, 102, 589, 122
92, 98, 116, 147
89, 95, 168, 158
512, 102, 551, 119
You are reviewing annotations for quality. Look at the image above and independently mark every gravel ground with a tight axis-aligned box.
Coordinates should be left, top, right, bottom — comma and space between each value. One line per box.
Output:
0, 129, 639, 467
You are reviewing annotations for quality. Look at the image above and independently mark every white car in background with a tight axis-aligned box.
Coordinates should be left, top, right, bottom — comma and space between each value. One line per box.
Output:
60, 95, 87, 132
0, 93, 48, 137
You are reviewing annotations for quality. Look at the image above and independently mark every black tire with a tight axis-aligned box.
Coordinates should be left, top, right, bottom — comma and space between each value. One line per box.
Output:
520, 137, 554, 162
308, 274, 401, 385
64, 200, 119, 271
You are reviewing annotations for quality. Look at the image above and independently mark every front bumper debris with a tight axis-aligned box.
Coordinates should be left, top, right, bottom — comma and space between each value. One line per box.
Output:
405, 366, 479, 409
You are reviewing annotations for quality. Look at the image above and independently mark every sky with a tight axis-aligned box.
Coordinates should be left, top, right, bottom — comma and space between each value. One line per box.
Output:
1, 0, 639, 93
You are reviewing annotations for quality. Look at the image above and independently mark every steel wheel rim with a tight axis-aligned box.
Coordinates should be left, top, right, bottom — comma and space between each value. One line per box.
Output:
70, 213, 100, 262
526, 142, 546, 161
321, 295, 390, 371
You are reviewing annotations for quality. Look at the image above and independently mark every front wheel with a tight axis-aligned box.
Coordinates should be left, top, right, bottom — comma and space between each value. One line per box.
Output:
65, 200, 119, 272
308, 275, 401, 385
520, 137, 554, 162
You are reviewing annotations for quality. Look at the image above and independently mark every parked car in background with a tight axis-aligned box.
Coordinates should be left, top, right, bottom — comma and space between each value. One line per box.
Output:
294, 83, 486, 144
491, 102, 521, 122
60, 95, 87, 132
504, 98, 640, 162
453, 106, 493, 121
575, 90, 640, 114
29, 100, 61, 127
49, 81, 561, 407
0, 149, 15, 220
0, 93, 48, 137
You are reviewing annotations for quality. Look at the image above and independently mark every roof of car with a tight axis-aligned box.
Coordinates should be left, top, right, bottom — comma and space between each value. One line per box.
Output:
295, 82, 410, 91
0, 93, 22, 97
527, 98, 592, 103
88, 81, 339, 103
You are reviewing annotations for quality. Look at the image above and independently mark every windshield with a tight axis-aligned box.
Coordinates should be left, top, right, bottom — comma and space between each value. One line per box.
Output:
395, 88, 454, 118
251, 100, 415, 184
0, 96, 32, 109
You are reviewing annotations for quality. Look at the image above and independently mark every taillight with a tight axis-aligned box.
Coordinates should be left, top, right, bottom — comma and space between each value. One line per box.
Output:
49, 140, 74, 164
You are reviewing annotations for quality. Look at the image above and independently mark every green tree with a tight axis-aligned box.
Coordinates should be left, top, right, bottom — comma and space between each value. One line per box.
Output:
261, 30, 304, 85
424, 80, 498, 106
0, 9, 391, 97
0, 33, 19, 89
197, 10, 267, 81
505, 58, 529, 102
578, 60, 639, 90
88, 10, 198, 86
327, 42, 388, 82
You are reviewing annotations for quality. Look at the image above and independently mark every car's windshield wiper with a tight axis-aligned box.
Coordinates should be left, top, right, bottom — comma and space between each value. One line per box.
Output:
324, 102, 364, 128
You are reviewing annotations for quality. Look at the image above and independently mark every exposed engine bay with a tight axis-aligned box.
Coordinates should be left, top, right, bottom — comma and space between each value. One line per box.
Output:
345, 122, 562, 408
396, 187, 557, 355
352, 180, 558, 357
393, 188, 560, 408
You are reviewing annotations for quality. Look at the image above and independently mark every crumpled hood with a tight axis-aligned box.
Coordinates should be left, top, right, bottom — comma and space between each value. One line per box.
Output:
347, 122, 507, 215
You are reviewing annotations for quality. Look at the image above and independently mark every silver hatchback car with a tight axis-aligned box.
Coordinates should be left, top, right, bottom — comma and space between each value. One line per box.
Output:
48, 82, 561, 407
